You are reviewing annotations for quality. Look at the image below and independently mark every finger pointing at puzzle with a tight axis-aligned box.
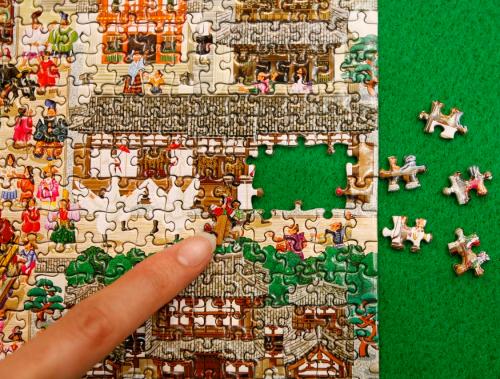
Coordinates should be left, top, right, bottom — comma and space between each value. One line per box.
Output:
0, 234, 216, 379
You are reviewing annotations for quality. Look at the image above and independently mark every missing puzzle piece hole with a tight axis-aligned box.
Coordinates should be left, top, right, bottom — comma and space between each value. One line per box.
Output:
247, 137, 355, 219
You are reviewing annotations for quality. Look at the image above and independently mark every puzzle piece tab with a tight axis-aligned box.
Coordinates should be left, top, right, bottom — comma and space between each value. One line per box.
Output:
382, 216, 432, 252
443, 166, 492, 205
419, 100, 468, 139
448, 228, 490, 276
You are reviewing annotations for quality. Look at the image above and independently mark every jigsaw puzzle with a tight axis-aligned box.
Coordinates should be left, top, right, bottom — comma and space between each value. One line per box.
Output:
448, 228, 490, 276
382, 216, 432, 253
443, 166, 492, 205
0, 0, 378, 377
379, 155, 426, 192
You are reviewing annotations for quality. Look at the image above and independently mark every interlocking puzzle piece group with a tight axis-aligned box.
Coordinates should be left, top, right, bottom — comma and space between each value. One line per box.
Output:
335, 133, 377, 209
419, 100, 468, 139
0, 1, 382, 376
382, 216, 432, 252
448, 228, 490, 276
379, 155, 426, 192
443, 166, 492, 205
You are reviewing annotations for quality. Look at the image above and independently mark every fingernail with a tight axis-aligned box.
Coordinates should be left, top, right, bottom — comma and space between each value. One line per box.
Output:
176, 233, 216, 267
197, 232, 217, 250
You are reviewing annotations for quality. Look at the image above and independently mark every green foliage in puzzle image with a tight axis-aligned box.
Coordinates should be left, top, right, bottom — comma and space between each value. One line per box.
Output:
65, 246, 147, 286
64, 238, 378, 367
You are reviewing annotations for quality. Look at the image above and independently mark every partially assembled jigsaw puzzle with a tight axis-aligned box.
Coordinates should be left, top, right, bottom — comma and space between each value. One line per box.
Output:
0, 0, 378, 377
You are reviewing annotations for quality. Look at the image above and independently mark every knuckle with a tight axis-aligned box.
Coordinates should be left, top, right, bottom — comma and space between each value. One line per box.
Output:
75, 304, 115, 345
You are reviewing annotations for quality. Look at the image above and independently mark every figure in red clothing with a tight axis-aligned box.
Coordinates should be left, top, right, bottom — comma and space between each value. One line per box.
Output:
204, 196, 245, 246
0, 209, 15, 253
37, 51, 59, 94
12, 107, 34, 146
17, 166, 35, 205
21, 198, 40, 235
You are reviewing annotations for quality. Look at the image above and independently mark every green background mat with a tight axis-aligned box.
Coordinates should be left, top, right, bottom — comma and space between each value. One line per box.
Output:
380, 1, 498, 377
251, 1, 499, 377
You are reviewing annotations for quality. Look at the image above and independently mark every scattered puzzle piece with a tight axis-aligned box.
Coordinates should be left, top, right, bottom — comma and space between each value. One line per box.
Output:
379, 155, 426, 192
443, 166, 492, 205
382, 216, 432, 252
419, 100, 468, 139
448, 228, 490, 276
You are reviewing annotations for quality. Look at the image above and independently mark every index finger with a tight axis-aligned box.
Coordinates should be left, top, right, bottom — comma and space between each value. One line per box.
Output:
0, 234, 215, 379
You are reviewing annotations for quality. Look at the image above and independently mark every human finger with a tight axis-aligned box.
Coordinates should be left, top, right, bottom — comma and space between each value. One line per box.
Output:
0, 234, 215, 379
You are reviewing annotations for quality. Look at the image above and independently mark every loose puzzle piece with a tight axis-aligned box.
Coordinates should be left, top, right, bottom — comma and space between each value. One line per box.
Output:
0, 0, 379, 377
443, 166, 492, 205
419, 100, 468, 139
382, 216, 432, 252
448, 228, 490, 276
379, 155, 426, 192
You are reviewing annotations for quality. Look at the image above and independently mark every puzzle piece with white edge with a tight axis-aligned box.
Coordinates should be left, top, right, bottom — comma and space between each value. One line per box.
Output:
419, 100, 467, 139
382, 216, 432, 252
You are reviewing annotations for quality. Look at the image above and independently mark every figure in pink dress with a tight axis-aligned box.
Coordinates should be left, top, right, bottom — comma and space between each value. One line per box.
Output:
36, 165, 59, 203
12, 107, 33, 146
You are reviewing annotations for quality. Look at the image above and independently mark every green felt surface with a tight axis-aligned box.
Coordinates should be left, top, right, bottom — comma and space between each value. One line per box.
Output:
380, 1, 498, 378
252, 1, 499, 377
249, 141, 355, 219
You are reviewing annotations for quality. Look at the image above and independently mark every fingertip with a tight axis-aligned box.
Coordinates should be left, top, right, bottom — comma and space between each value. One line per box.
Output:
196, 231, 217, 251
175, 232, 215, 268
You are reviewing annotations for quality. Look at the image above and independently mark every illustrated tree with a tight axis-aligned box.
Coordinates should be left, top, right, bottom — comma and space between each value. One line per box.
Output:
341, 35, 378, 96
349, 299, 378, 358
242, 238, 378, 356
65, 246, 112, 286
24, 278, 65, 322
104, 248, 147, 285
315, 245, 378, 357
243, 242, 309, 305
66, 246, 147, 287
329, 245, 378, 358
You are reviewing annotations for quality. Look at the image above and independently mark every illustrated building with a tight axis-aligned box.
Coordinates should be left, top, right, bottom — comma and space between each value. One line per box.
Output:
97, 0, 186, 65
219, 0, 345, 85
65, 252, 354, 379
58, 0, 378, 377
68, 0, 377, 209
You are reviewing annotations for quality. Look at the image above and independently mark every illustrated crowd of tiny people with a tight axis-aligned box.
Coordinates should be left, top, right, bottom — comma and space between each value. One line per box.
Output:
1, 9, 320, 99
0, 10, 82, 356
